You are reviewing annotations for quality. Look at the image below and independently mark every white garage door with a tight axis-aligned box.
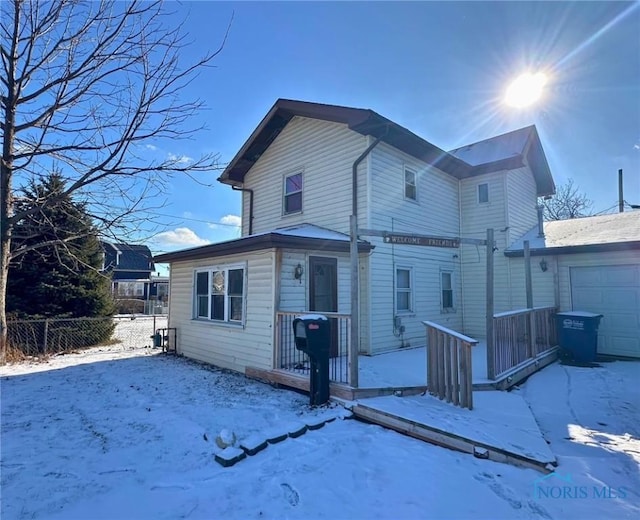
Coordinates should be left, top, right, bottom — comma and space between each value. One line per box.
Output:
570, 265, 640, 358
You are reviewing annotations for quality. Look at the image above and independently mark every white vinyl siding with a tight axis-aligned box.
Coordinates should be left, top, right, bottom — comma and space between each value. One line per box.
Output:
241, 116, 368, 235
505, 166, 539, 246
367, 142, 462, 353
459, 172, 509, 337
167, 250, 275, 372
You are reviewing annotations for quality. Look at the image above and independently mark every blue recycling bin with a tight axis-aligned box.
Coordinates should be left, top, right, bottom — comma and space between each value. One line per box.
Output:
555, 312, 603, 363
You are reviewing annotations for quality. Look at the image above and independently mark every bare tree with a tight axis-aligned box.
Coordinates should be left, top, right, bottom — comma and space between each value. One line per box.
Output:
541, 179, 594, 221
1, 0, 227, 358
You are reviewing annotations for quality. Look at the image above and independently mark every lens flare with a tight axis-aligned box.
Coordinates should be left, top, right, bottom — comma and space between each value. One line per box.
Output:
505, 72, 548, 108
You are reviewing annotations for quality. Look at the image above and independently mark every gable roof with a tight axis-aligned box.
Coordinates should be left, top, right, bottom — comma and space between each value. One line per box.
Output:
449, 125, 555, 196
217, 99, 555, 197
102, 242, 154, 271
154, 224, 374, 263
505, 211, 640, 256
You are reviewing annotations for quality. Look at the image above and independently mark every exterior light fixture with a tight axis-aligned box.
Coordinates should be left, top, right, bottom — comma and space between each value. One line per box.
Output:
294, 263, 304, 281
539, 259, 548, 272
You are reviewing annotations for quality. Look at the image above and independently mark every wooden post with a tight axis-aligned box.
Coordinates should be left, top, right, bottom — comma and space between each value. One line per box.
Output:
553, 257, 560, 310
349, 215, 359, 388
451, 339, 459, 406
524, 241, 534, 358
486, 228, 495, 380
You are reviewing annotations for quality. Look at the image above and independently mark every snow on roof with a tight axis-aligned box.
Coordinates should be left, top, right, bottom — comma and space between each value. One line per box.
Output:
449, 126, 533, 166
507, 211, 640, 251
273, 223, 351, 241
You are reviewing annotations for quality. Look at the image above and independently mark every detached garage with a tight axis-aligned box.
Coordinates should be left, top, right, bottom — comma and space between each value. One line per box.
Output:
506, 211, 640, 359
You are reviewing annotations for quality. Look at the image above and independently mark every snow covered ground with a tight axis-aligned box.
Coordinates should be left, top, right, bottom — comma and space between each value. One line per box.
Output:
1, 346, 638, 519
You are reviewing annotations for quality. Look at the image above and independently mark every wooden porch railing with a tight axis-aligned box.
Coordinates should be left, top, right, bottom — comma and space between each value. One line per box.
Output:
275, 311, 351, 385
490, 306, 557, 379
423, 321, 477, 410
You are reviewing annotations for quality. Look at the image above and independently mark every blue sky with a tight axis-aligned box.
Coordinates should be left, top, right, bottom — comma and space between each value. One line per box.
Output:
149, 0, 639, 263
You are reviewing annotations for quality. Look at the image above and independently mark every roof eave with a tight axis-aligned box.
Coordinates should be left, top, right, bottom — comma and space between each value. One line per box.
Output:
504, 240, 640, 257
154, 233, 374, 263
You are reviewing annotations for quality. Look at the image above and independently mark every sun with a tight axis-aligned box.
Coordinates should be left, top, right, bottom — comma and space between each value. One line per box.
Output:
505, 72, 548, 108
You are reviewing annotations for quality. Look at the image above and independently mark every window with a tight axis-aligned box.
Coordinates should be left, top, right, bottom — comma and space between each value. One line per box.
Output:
441, 271, 454, 311
117, 281, 145, 297
478, 183, 489, 204
194, 265, 245, 323
395, 267, 413, 313
404, 166, 417, 201
284, 172, 303, 214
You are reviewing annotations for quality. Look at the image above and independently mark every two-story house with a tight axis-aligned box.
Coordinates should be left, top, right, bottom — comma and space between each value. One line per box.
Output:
155, 99, 562, 378
102, 242, 155, 300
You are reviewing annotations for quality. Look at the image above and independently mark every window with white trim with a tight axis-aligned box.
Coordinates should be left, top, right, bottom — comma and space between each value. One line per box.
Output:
478, 183, 489, 204
404, 166, 417, 201
284, 172, 303, 214
395, 267, 413, 313
441, 271, 454, 311
194, 265, 245, 323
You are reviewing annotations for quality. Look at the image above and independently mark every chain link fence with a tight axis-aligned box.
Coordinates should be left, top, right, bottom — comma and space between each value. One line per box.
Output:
6, 315, 168, 357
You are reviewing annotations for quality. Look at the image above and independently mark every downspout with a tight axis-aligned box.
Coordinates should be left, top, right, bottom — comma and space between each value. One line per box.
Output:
232, 185, 254, 235
350, 128, 388, 388
352, 131, 387, 217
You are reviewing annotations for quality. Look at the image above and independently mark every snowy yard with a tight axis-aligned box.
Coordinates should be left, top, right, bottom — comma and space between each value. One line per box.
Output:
1, 346, 638, 519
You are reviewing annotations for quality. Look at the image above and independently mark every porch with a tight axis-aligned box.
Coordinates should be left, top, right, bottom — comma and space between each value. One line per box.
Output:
248, 307, 559, 401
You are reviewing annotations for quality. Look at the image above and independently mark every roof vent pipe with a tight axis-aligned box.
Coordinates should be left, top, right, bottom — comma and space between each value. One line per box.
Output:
536, 204, 545, 238
618, 169, 624, 213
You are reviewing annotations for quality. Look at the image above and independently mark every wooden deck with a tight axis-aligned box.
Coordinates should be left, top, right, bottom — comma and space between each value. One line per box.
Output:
245, 347, 559, 399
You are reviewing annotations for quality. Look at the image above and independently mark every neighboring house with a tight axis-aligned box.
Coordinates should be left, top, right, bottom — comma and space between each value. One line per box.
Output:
102, 242, 155, 300
505, 211, 640, 359
154, 98, 561, 375
149, 276, 170, 302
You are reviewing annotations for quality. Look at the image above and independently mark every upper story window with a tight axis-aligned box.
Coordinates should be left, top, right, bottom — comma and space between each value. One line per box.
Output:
441, 271, 454, 311
404, 166, 417, 201
194, 264, 245, 324
284, 172, 303, 214
395, 266, 413, 313
478, 183, 489, 204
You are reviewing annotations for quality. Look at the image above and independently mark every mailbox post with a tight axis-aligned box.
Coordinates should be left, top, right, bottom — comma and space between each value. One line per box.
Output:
293, 314, 330, 406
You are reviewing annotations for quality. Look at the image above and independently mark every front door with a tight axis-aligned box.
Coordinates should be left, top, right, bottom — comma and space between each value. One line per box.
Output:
309, 256, 338, 357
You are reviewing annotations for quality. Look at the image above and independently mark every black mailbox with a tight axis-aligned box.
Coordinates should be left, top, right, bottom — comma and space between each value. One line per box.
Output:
292, 314, 330, 406
293, 315, 330, 355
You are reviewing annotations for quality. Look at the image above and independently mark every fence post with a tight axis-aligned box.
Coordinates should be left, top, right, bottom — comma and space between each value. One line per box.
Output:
43, 319, 49, 355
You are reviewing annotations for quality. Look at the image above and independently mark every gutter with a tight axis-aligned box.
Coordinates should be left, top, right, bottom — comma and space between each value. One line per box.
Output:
503, 240, 640, 257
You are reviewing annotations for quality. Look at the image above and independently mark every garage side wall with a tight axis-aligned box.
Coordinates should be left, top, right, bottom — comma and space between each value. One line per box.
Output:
168, 250, 276, 372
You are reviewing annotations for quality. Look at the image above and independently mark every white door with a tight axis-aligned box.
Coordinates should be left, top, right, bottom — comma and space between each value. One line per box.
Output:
570, 264, 640, 358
